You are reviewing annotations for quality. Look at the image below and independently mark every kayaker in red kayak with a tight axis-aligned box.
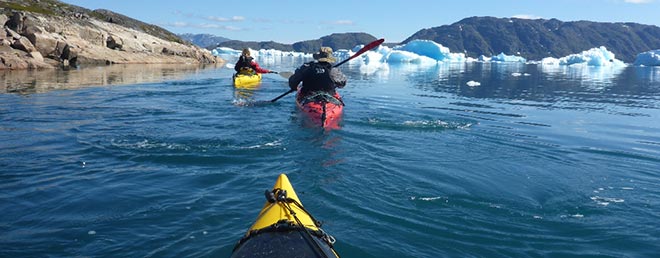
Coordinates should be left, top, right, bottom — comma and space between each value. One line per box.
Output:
288, 47, 347, 97
288, 47, 347, 128
234, 48, 275, 75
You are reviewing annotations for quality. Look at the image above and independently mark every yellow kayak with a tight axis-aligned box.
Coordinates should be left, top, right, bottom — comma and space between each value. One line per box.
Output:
231, 174, 340, 258
233, 73, 262, 87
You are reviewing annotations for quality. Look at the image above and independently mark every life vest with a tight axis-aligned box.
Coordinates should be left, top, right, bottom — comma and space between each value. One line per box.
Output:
300, 62, 335, 95
235, 56, 255, 74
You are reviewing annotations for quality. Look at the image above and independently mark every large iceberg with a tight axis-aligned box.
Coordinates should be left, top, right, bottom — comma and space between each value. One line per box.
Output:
388, 40, 467, 63
490, 53, 526, 63
213, 41, 648, 68
212, 47, 308, 58
541, 46, 625, 67
212, 47, 241, 56
633, 50, 660, 66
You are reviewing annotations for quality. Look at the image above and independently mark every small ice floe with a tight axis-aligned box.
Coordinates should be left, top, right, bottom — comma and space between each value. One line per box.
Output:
511, 72, 531, 77
533, 215, 543, 219
466, 81, 481, 87
410, 196, 445, 202
88, 230, 96, 235
591, 196, 624, 206
244, 140, 282, 149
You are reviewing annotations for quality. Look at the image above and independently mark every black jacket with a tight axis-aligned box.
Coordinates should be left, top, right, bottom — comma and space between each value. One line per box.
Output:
288, 61, 347, 95
234, 56, 255, 73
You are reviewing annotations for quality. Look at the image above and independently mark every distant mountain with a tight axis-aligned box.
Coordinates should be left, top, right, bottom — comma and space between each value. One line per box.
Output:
178, 33, 230, 49
216, 33, 377, 53
292, 33, 378, 53
217, 40, 294, 52
404, 16, 660, 63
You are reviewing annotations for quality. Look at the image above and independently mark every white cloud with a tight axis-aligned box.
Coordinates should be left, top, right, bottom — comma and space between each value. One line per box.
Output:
624, 0, 653, 3
331, 20, 355, 25
206, 16, 245, 22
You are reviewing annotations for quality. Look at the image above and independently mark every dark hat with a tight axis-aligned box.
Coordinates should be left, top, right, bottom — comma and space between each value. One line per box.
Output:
312, 47, 336, 63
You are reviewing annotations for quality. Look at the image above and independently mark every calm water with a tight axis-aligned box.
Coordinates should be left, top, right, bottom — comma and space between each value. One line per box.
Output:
1, 59, 659, 258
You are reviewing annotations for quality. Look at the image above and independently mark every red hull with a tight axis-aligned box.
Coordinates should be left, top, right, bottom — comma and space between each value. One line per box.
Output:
296, 91, 344, 129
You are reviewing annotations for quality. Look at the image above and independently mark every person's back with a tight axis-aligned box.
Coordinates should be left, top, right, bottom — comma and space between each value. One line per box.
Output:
235, 48, 272, 74
288, 47, 346, 97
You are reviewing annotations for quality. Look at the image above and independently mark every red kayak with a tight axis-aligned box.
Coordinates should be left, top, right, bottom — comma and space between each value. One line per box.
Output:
296, 90, 344, 129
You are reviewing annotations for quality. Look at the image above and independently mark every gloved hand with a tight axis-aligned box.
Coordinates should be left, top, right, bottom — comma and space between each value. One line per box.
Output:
269, 71, 278, 74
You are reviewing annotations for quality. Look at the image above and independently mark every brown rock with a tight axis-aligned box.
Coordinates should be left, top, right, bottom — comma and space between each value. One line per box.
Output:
106, 34, 123, 50
6, 12, 26, 33
1, 10, 224, 70
25, 32, 60, 58
5, 28, 21, 40
0, 14, 8, 27
11, 37, 37, 52
29, 51, 44, 62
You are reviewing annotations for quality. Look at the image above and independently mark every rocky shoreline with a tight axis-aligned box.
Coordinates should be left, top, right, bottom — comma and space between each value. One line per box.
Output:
1, 10, 224, 70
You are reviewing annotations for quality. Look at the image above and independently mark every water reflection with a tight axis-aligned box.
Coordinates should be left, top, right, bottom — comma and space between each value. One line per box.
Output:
1, 64, 220, 94
633, 66, 660, 82
540, 64, 626, 90
406, 62, 660, 108
232, 82, 262, 106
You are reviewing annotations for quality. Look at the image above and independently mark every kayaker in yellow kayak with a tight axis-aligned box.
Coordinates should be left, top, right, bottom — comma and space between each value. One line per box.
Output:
234, 48, 277, 75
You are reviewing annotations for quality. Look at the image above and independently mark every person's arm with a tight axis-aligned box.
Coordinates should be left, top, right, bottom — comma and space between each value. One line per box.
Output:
234, 58, 241, 72
288, 64, 309, 90
330, 68, 347, 88
251, 61, 271, 73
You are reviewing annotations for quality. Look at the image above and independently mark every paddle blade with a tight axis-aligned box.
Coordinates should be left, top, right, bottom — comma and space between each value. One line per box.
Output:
278, 71, 294, 79
353, 38, 385, 57
334, 38, 385, 67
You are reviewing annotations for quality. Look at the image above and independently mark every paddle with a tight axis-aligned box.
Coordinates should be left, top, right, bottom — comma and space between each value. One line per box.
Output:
225, 63, 289, 79
269, 38, 385, 103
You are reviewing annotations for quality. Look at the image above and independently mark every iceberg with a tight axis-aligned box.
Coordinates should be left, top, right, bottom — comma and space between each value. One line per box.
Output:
212, 40, 648, 69
385, 50, 438, 65
391, 40, 466, 63
212, 47, 241, 56
633, 50, 660, 66
543, 46, 626, 67
212, 47, 308, 59
490, 53, 526, 63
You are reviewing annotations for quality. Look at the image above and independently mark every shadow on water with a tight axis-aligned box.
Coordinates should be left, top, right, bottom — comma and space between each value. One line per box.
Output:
0, 64, 221, 94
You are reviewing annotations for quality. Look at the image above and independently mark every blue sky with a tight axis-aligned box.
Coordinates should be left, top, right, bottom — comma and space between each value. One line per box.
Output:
60, 0, 659, 44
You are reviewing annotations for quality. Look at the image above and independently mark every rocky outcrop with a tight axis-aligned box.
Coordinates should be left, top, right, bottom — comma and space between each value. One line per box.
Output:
0, 10, 224, 70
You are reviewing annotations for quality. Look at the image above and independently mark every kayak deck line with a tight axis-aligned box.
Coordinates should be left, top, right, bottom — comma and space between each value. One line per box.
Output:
231, 174, 339, 258
296, 90, 344, 129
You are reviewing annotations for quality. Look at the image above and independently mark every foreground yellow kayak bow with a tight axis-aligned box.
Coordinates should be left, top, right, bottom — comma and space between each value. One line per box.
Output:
231, 174, 339, 258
